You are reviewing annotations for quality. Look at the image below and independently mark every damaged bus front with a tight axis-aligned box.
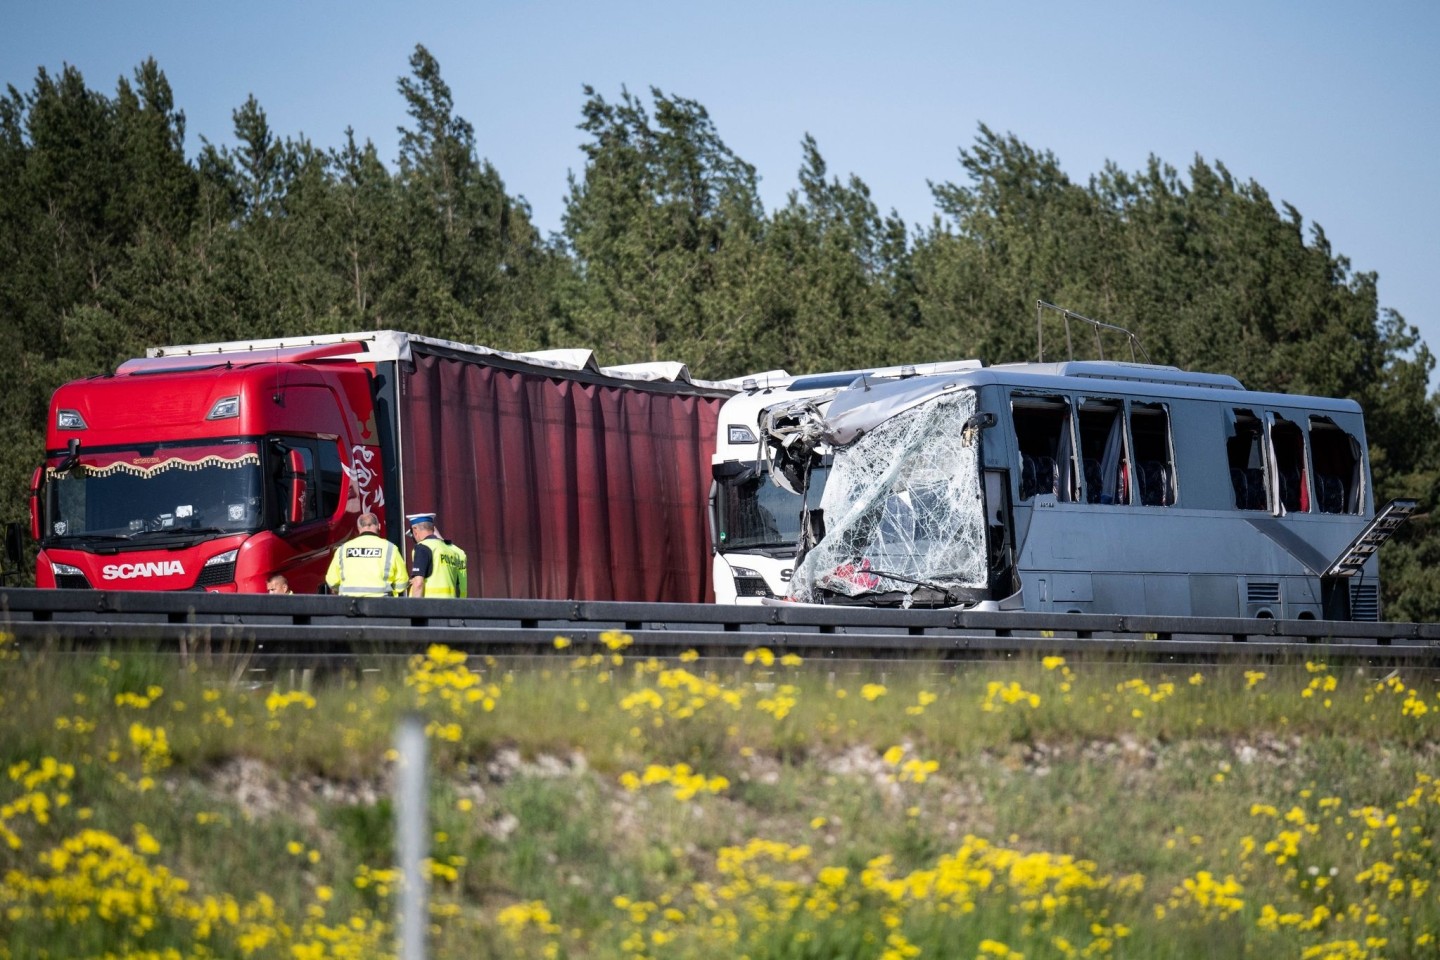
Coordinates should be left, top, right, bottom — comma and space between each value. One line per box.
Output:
711, 360, 982, 603
775, 376, 1003, 609
772, 362, 1410, 620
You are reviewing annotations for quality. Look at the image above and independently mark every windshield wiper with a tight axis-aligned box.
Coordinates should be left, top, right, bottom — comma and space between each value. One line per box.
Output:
724, 540, 797, 551
857, 568, 967, 601
90, 526, 236, 542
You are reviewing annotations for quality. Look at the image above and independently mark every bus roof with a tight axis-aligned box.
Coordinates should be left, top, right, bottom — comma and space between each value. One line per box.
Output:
992, 360, 1244, 390
822, 361, 1362, 447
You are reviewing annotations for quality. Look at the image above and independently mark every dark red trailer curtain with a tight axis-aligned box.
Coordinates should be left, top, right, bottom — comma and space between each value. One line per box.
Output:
400, 353, 723, 602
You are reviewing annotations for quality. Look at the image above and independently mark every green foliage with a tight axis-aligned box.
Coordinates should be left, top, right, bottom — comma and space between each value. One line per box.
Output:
390, 45, 554, 348
559, 84, 768, 371
0, 52, 1436, 616
327, 798, 394, 865
754, 134, 918, 371
2, 650, 1438, 958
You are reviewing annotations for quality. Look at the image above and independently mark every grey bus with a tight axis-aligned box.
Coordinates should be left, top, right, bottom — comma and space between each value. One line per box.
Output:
770, 360, 1413, 620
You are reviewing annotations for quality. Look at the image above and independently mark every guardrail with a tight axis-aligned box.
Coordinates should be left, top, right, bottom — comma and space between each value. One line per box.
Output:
2, 588, 1437, 665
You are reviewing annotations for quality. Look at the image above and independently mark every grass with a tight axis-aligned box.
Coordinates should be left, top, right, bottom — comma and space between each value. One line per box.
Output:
0, 630, 1437, 959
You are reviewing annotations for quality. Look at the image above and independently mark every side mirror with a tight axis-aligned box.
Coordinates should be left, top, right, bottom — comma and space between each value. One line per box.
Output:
28, 466, 42, 542
286, 449, 309, 525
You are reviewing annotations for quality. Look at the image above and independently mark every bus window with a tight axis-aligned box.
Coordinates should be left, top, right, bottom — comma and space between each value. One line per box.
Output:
1077, 399, 1126, 504
1272, 416, 1308, 513
1227, 410, 1268, 511
1011, 395, 1074, 502
1130, 402, 1175, 506
1309, 416, 1361, 514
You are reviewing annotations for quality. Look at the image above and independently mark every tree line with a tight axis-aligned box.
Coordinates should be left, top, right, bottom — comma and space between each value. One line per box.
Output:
3, 46, 1437, 617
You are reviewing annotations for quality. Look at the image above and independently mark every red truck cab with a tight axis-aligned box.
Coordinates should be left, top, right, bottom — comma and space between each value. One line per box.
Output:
32, 342, 382, 593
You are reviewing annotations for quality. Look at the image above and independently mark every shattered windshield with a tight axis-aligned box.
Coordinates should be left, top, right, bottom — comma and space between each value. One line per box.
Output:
790, 390, 987, 603
716, 464, 830, 552
44, 440, 263, 542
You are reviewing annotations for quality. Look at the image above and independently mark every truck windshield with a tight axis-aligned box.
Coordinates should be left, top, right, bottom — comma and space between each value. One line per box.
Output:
43, 440, 263, 542
715, 464, 830, 552
791, 389, 988, 602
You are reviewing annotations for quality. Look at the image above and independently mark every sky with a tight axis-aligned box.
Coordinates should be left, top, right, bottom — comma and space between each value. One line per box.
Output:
7, 1, 1439, 381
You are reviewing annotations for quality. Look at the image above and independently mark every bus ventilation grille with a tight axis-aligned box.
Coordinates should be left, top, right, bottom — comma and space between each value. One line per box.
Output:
1349, 583, 1380, 622
1246, 581, 1280, 604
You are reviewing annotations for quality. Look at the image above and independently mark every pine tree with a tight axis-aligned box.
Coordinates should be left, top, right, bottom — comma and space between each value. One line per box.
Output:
392, 44, 547, 347
561, 85, 766, 373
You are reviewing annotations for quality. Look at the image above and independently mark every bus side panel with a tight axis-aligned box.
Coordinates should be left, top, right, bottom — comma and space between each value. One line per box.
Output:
398, 351, 723, 602
1013, 506, 1364, 617
1190, 575, 1241, 618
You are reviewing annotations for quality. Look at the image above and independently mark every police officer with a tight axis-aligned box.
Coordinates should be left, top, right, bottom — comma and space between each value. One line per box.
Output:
406, 512, 468, 598
325, 512, 407, 596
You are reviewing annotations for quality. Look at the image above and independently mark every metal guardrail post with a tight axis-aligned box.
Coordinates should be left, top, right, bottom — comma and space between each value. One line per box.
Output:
396, 712, 428, 960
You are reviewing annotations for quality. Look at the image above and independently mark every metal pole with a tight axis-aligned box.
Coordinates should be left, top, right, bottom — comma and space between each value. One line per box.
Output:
396, 713, 428, 960
1036, 301, 1044, 362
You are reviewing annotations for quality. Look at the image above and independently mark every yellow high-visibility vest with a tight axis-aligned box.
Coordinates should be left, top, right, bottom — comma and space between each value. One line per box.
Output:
326, 534, 406, 596
418, 538, 468, 598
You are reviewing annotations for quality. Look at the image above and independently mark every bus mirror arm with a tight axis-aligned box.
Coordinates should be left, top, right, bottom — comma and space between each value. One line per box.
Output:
962, 413, 996, 446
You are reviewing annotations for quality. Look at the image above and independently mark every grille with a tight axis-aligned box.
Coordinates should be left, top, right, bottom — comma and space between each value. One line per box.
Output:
55, 573, 92, 589
1246, 581, 1280, 604
196, 562, 236, 588
1349, 583, 1380, 622
734, 577, 773, 599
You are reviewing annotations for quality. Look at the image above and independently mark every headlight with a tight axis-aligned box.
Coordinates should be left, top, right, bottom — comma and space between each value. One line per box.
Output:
205, 549, 239, 567
56, 409, 88, 430
727, 425, 757, 444
206, 396, 240, 420
730, 565, 761, 578
52, 561, 84, 576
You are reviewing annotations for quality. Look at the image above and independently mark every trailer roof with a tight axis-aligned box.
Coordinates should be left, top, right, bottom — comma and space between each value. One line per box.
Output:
143, 330, 740, 392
